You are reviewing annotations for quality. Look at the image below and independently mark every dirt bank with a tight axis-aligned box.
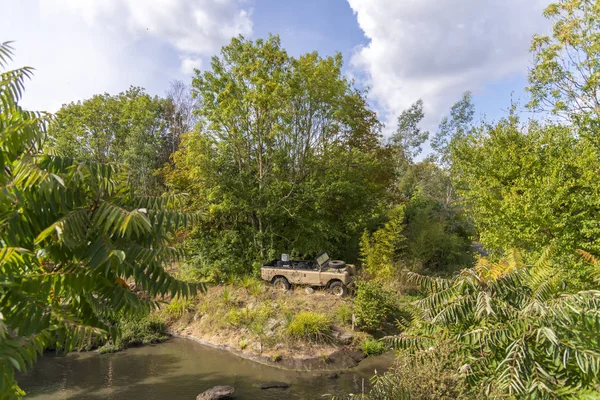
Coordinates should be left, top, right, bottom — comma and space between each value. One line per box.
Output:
164, 283, 370, 371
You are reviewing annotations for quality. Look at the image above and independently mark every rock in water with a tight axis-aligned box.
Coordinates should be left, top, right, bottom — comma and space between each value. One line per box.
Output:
259, 381, 291, 390
196, 385, 234, 399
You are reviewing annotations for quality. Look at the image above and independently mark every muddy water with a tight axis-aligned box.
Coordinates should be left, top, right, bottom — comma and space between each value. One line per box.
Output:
18, 338, 394, 399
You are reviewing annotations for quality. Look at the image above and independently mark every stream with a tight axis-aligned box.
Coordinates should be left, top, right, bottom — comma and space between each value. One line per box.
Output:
18, 338, 394, 399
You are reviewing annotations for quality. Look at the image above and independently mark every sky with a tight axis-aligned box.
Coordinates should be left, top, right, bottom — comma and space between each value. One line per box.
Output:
1, 0, 552, 134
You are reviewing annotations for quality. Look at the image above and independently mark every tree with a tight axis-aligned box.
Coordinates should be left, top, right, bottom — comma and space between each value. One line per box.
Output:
451, 114, 600, 259
165, 35, 393, 277
164, 80, 198, 155
527, 0, 600, 127
391, 99, 429, 164
360, 206, 407, 281
48, 87, 173, 194
431, 92, 475, 168
0, 42, 198, 398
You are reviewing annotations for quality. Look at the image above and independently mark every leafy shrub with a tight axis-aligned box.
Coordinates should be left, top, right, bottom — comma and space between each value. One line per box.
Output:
364, 343, 470, 400
360, 206, 407, 281
239, 338, 248, 350
100, 314, 168, 354
286, 312, 331, 343
354, 281, 397, 332
361, 338, 387, 356
390, 251, 600, 398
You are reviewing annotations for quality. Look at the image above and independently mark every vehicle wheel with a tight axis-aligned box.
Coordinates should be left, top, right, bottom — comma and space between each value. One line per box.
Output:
272, 277, 290, 292
329, 260, 346, 269
329, 281, 346, 297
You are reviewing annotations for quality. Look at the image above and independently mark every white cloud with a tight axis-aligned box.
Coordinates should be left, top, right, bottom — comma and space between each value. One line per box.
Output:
0, 0, 252, 112
347, 0, 551, 131
180, 56, 203, 75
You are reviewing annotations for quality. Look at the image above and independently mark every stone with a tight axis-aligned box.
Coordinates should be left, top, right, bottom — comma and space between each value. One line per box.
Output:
196, 385, 234, 400
305, 287, 314, 294
259, 381, 291, 390
274, 343, 284, 350
326, 372, 340, 379
337, 332, 353, 345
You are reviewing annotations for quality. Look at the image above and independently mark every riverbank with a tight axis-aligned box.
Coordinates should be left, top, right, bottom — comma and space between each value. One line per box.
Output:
163, 282, 375, 371
19, 338, 394, 400
169, 331, 366, 371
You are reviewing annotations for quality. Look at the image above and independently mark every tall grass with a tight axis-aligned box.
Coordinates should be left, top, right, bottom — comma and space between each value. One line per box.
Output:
286, 312, 332, 343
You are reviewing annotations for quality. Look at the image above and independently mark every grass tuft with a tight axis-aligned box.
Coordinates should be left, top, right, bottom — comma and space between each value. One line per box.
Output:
286, 312, 332, 343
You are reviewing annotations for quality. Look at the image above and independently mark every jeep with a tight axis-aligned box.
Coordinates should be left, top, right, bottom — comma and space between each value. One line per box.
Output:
260, 252, 356, 296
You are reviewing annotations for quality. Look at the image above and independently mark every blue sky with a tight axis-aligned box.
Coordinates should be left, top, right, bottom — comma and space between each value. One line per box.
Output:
1, 0, 551, 134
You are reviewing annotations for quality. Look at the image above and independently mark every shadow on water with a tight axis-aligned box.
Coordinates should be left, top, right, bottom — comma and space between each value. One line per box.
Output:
18, 338, 393, 400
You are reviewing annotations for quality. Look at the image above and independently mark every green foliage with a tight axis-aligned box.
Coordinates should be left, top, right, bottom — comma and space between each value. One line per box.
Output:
226, 304, 272, 335
239, 337, 248, 350
384, 99, 474, 275
452, 114, 600, 259
0, 43, 200, 398
431, 91, 475, 168
162, 297, 196, 320
220, 286, 234, 305
48, 87, 177, 195
165, 35, 394, 278
360, 338, 387, 357
360, 206, 407, 281
334, 303, 353, 325
389, 251, 600, 398
391, 99, 429, 163
364, 342, 471, 400
286, 312, 332, 343
353, 281, 397, 332
99, 314, 168, 354
527, 0, 600, 126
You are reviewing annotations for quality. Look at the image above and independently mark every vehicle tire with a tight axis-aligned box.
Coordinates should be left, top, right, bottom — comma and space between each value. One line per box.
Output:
272, 277, 290, 292
329, 260, 346, 269
329, 281, 346, 297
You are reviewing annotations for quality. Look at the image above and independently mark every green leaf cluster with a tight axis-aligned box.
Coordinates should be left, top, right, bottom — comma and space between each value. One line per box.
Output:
0, 42, 200, 398
388, 250, 600, 398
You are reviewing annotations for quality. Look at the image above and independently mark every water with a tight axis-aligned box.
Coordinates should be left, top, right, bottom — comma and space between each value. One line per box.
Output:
18, 338, 394, 399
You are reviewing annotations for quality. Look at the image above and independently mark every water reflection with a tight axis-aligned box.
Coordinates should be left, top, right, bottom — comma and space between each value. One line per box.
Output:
19, 338, 393, 400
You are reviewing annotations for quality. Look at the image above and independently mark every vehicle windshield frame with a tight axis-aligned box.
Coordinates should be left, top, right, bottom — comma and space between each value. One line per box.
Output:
315, 252, 330, 269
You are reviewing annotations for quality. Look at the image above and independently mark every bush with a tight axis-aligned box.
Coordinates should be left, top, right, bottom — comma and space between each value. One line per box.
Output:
361, 338, 387, 356
286, 312, 332, 343
362, 343, 470, 400
353, 281, 397, 332
100, 314, 168, 353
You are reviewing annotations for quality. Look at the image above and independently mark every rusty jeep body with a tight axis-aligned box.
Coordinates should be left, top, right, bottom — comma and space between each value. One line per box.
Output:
260, 252, 356, 296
